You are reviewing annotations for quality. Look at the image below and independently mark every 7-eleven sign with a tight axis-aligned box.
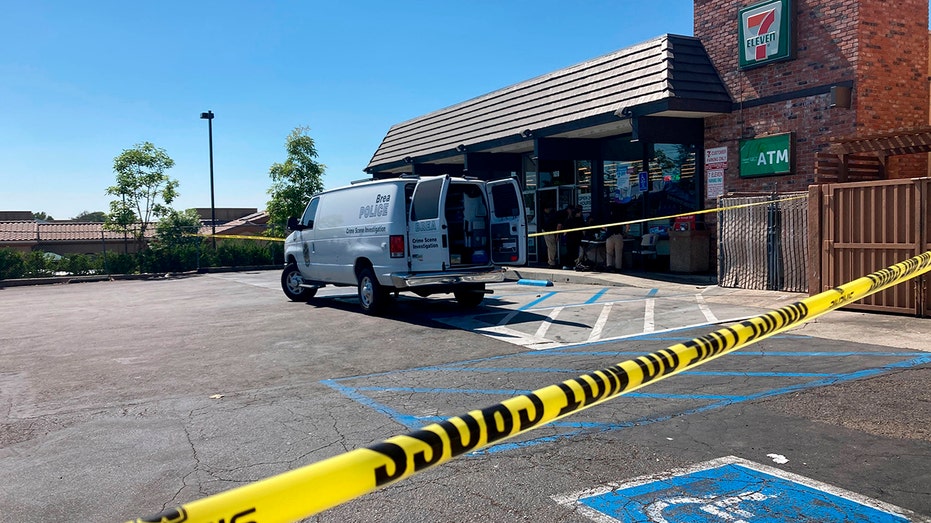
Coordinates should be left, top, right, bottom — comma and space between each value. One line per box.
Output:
739, 0, 795, 69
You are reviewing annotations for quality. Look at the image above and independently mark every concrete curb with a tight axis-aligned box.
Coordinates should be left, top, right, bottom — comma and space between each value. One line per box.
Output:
505, 266, 718, 289
0, 265, 281, 288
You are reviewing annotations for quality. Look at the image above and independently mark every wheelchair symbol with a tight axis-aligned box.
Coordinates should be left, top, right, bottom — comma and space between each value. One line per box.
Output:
645, 491, 777, 523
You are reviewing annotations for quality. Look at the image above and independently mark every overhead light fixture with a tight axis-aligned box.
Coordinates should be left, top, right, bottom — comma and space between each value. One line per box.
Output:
520, 129, 533, 138
830, 85, 852, 109
456, 144, 467, 152
403, 156, 413, 164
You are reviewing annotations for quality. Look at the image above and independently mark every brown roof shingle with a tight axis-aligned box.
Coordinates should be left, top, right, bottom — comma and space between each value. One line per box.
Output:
366, 34, 731, 172
0, 222, 156, 244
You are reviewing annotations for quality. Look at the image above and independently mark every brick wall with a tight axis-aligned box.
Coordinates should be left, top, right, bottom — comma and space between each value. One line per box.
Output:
695, 0, 930, 194
857, 1, 929, 133
857, 0, 930, 178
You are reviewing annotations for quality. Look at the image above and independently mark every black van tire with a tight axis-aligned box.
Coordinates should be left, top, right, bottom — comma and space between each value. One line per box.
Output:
282, 263, 317, 301
358, 267, 387, 314
454, 288, 485, 308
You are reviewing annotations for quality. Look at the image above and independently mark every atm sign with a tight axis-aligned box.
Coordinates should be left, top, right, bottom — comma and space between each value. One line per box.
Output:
739, 133, 793, 177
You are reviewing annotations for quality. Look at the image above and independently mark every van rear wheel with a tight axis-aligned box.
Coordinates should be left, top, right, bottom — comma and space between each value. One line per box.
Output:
358, 267, 387, 314
282, 263, 317, 302
454, 286, 485, 308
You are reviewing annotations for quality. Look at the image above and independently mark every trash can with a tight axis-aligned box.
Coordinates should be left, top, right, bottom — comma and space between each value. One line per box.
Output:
669, 230, 710, 273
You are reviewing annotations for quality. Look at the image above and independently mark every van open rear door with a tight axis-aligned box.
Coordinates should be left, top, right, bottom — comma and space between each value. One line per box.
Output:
408, 175, 450, 271
487, 178, 527, 266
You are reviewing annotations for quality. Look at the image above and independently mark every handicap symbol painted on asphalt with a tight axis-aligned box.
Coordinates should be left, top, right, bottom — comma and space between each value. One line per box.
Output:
643, 491, 776, 523
553, 456, 923, 522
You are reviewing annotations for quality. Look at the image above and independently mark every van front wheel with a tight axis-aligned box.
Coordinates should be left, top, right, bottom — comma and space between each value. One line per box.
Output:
282, 263, 317, 302
358, 267, 387, 314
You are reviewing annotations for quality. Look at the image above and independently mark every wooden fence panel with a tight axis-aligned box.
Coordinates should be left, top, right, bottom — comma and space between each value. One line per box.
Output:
816, 178, 929, 316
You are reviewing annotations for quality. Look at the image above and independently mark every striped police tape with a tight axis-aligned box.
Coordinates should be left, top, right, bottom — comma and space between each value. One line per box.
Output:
208, 234, 284, 242
184, 233, 285, 242
130, 249, 931, 523
188, 195, 805, 242
530, 194, 808, 238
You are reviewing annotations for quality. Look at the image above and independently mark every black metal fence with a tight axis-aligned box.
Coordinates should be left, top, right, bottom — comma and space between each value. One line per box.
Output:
717, 193, 808, 292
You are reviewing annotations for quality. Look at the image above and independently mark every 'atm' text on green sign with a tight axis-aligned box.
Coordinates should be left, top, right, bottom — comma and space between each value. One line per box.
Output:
739, 133, 792, 177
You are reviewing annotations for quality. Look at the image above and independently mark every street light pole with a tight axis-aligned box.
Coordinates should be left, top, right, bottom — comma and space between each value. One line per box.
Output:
200, 110, 216, 249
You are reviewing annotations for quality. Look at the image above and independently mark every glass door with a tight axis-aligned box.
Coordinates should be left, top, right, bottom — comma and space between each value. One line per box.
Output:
537, 186, 576, 263
523, 189, 537, 263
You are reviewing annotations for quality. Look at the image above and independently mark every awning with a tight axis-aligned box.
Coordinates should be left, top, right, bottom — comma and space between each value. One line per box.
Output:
366, 34, 732, 174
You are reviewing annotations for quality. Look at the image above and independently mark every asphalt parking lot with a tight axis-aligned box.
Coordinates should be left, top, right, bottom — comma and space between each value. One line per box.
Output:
1, 269, 929, 522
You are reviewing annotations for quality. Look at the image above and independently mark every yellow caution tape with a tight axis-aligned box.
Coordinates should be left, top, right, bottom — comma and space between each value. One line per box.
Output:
184, 233, 285, 242
184, 197, 801, 242
129, 249, 931, 523
182, 233, 286, 242
206, 233, 285, 242
530, 194, 807, 238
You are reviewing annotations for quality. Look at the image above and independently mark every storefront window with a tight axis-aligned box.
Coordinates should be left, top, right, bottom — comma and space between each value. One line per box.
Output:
648, 144, 699, 215
604, 160, 645, 205
602, 144, 698, 236
575, 160, 592, 213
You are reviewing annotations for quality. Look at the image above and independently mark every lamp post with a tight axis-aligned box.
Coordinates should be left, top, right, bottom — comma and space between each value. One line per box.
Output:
200, 110, 216, 249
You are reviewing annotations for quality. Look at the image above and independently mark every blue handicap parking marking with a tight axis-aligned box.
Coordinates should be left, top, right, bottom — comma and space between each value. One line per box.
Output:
558, 457, 915, 523
323, 331, 931, 454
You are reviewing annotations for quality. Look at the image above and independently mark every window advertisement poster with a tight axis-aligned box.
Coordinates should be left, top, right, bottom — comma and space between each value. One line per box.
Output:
704, 146, 727, 199
577, 193, 592, 213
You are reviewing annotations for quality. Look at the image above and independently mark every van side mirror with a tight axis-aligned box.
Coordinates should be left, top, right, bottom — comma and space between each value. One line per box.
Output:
287, 216, 302, 231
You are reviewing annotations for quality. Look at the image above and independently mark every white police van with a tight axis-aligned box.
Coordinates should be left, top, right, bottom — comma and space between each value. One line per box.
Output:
282, 174, 526, 314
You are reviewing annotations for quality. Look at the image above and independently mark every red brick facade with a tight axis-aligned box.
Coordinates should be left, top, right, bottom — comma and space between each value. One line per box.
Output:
696, 0, 930, 198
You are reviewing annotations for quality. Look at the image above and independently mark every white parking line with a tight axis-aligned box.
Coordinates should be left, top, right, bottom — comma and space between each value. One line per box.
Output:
695, 294, 718, 323
498, 310, 521, 326
535, 307, 564, 339
643, 298, 655, 333
436, 315, 562, 351
588, 304, 613, 342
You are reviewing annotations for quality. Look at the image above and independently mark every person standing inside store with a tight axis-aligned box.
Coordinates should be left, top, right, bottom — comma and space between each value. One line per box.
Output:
563, 205, 584, 269
605, 204, 627, 272
540, 203, 560, 268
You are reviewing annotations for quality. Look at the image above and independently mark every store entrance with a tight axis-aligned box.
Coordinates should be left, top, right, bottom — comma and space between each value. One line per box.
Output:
537, 186, 576, 266
538, 186, 576, 214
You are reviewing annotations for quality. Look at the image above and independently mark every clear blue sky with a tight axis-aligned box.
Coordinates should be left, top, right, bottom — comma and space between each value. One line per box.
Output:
2, 1, 695, 220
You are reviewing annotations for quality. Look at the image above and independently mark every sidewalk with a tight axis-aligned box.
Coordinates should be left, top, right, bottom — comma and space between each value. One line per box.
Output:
504, 263, 930, 353
505, 264, 718, 289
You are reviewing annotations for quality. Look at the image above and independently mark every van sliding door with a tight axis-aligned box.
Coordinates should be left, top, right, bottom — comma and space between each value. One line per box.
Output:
487, 179, 527, 265
409, 175, 450, 272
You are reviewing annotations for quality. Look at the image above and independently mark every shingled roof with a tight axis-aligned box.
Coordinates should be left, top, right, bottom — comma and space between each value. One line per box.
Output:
366, 33, 731, 173
0, 222, 157, 245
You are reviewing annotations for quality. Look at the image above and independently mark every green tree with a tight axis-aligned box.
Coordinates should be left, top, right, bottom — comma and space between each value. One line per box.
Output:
266, 126, 326, 236
106, 142, 178, 247
73, 211, 107, 222
145, 208, 206, 273
154, 208, 203, 248
32, 212, 54, 221
0, 248, 26, 279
